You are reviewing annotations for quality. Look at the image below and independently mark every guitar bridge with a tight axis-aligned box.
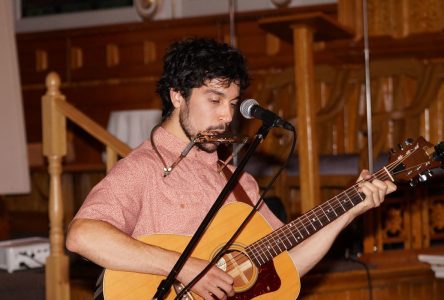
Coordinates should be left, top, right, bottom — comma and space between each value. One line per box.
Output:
173, 281, 195, 300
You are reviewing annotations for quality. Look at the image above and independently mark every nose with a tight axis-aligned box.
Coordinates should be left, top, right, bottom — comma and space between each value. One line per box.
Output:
218, 102, 233, 124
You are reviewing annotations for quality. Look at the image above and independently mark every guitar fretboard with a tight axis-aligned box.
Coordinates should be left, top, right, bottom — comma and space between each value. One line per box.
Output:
245, 170, 392, 267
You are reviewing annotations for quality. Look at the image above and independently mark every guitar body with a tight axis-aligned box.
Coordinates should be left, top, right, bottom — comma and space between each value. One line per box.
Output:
103, 202, 300, 299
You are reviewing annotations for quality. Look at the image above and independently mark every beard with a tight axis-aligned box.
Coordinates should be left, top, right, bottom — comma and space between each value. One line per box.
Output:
179, 105, 228, 153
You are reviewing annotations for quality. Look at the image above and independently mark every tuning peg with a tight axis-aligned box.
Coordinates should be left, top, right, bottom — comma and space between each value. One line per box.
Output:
398, 143, 404, 151
409, 179, 417, 187
418, 173, 428, 182
426, 170, 433, 178
404, 138, 413, 146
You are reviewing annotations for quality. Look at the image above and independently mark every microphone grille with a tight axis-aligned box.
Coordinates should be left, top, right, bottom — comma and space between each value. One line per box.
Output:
240, 99, 259, 119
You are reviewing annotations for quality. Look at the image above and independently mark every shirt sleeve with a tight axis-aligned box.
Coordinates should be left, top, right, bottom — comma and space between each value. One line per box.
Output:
73, 152, 147, 235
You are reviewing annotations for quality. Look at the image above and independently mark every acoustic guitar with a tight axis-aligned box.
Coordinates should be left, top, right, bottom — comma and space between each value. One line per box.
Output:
103, 137, 444, 299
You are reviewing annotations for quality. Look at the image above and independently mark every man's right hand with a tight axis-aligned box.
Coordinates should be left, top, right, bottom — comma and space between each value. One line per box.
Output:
177, 257, 235, 300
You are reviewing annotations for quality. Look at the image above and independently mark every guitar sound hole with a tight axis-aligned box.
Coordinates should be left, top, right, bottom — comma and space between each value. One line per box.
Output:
216, 248, 258, 293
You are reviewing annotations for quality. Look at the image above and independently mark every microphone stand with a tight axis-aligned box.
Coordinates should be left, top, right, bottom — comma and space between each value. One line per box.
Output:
153, 124, 272, 300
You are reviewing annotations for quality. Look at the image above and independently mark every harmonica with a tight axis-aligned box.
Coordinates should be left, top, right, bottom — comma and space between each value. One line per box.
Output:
193, 132, 250, 144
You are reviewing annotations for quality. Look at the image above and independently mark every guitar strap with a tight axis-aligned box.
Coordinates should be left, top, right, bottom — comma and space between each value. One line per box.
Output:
218, 161, 254, 206
93, 163, 254, 300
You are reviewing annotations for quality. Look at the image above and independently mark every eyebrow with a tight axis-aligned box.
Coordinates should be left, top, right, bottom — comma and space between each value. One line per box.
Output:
204, 88, 240, 101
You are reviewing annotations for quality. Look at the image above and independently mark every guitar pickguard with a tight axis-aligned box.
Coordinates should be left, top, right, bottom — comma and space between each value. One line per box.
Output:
213, 245, 281, 299
230, 260, 281, 300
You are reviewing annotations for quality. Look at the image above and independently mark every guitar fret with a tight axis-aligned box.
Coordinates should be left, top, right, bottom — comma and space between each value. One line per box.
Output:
300, 218, 311, 235
337, 195, 347, 212
306, 215, 317, 232
317, 210, 324, 226
348, 187, 364, 206
257, 253, 265, 265
353, 186, 364, 200
274, 236, 284, 252
320, 204, 331, 222
255, 242, 268, 264
307, 213, 321, 232
327, 201, 339, 217
268, 238, 279, 256
277, 230, 291, 250
324, 202, 337, 221
340, 194, 354, 210
245, 245, 260, 266
264, 244, 274, 261
253, 242, 266, 264
257, 237, 275, 262
288, 222, 303, 244
344, 191, 355, 206
282, 228, 295, 248
312, 208, 324, 226
294, 222, 305, 240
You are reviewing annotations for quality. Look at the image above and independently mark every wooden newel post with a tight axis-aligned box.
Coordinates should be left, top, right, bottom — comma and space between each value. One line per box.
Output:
42, 72, 70, 300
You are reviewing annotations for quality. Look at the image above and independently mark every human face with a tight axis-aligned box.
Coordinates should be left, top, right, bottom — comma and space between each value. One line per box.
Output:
179, 79, 240, 152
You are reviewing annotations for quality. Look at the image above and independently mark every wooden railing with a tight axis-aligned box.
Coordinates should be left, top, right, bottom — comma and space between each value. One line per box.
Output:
42, 72, 131, 300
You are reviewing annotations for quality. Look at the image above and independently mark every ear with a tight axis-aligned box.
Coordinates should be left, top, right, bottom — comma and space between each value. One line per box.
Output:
170, 89, 184, 109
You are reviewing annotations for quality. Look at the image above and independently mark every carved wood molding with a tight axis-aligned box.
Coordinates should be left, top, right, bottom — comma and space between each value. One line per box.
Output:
338, 0, 444, 38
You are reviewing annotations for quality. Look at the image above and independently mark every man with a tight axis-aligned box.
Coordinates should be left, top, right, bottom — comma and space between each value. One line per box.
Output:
66, 37, 396, 300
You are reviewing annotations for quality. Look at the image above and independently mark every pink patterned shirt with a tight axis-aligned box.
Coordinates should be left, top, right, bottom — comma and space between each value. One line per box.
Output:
74, 127, 283, 238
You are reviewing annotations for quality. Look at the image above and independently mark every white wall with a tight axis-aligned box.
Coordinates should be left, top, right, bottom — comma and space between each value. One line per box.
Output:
14, 0, 335, 33
0, 0, 30, 194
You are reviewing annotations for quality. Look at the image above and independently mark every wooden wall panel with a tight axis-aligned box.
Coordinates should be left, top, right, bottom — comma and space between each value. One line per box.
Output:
14, 3, 444, 255
338, 0, 444, 38
17, 38, 68, 84
300, 261, 438, 300
22, 87, 46, 143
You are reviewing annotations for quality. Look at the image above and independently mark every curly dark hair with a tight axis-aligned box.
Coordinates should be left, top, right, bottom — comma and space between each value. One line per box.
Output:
156, 37, 251, 120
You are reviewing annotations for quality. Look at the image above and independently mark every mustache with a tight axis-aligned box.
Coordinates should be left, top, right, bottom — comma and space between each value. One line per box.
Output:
205, 123, 230, 133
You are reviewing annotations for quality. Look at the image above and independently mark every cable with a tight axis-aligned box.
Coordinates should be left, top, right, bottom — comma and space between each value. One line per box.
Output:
345, 253, 373, 300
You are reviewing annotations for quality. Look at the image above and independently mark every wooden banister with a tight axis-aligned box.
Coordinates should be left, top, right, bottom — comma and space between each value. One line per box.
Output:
41, 72, 132, 300
55, 99, 131, 158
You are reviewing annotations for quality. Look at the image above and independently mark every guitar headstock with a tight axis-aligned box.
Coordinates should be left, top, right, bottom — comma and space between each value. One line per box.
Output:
388, 137, 444, 186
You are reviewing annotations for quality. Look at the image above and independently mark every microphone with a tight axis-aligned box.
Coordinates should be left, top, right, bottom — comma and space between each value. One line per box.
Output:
240, 99, 295, 131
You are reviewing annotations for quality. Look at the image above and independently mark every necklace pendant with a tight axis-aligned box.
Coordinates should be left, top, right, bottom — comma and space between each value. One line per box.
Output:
163, 167, 172, 177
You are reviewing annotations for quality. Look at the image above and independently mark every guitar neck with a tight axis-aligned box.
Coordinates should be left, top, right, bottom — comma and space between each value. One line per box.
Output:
245, 168, 393, 266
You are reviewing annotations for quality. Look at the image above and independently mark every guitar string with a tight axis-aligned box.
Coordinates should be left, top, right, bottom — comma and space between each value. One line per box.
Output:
247, 150, 424, 262
214, 148, 426, 271
217, 154, 423, 271
243, 169, 391, 265
179, 144, 424, 273
219, 166, 406, 273
249, 164, 396, 257
249, 144, 425, 256
215, 169, 386, 270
